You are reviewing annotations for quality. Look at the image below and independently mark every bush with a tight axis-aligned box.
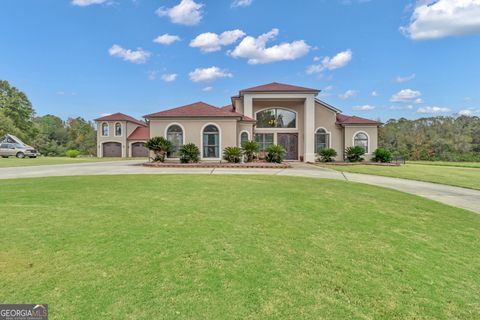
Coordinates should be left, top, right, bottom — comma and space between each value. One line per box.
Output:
179, 143, 200, 163
345, 146, 365, 162
265, 144, 286, 163
318, 148, 337, 162
372, 147, 392, 163
223, 146, 243, 163
242, 140, 259, 162
145, 136, 172, 162
66, 149, 80, 158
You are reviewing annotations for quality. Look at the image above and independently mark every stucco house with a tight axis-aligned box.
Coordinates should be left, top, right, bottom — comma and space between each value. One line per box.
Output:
95, 82, 381, 162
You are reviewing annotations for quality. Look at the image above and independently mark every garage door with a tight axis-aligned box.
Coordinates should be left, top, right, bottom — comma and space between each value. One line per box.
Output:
103, 142, 122, 157
131, 142, 148, 157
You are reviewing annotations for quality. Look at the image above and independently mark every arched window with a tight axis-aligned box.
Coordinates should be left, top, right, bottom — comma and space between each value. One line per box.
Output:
102, 123, 109, 136
240, 131, 249, 147
354, 132, 369, 153
115, 123, 122, 136
256, 108, 296, 128
315, 128, 330, 152
203, 125, 219, 158
166, 124, 183, 158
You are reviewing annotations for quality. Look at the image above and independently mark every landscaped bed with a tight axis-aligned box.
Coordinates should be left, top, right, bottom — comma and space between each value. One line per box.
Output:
143, 161, 290, 168
1, 175, 479, 319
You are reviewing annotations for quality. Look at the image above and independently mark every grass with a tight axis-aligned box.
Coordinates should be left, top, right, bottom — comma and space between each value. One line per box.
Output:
320, 162, 480, 190
0, 156, 146, 168
408, 161, 480, 169
1, 175, 479, 319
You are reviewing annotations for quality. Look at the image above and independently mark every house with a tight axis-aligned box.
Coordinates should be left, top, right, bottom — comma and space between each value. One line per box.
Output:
95, 82, 381, 161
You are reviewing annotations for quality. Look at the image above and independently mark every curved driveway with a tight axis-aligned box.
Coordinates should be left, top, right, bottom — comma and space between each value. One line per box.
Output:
1, 160, 479, 213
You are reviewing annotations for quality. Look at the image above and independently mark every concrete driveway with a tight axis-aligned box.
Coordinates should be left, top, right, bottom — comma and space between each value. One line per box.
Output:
1, 160, 479, 214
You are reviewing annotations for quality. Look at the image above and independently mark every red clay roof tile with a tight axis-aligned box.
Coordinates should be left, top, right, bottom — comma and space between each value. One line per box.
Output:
128, 126, 150, 140
144, 102, 246, 119
336, 114, 382, 125
94, 112, 147, 127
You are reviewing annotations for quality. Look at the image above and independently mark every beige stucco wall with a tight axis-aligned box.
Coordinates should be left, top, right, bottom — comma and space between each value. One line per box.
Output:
314, 101, 344, 161
237, 122, 254, 145
344, 125, 378, 160
96, 120, 128, 157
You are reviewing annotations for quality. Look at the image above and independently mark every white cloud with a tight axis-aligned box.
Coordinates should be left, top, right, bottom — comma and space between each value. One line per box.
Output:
390, 89, 422, 103
371, 91, 378, 97
390, 105, 414, 110
161, 73, 178, 82
313, 56, 321, 61
231, 0, 253, 7
396, 73, 416, 83
153, 34, 181, 45
229, 28, 310, 64
458, 107, 480, 116
401, 0, 480, 40
71, 0, 108, 6
108, 44, 150, 64
189, 66, 233, 82
147, 71, 157, 80
190, 30, 246, 53
352, 105, 376, 111
417, 106, 451, 113
339, 89, 357, 100
306, 49, 352, 74
202, 86, 213, 91
156, 0, 203, 26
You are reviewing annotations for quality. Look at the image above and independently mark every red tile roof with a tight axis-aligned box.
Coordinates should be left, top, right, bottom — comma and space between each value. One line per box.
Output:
221, 105, 255, 121
94, 112, 147, 127
144, 102, 250, 119
240, 82, 319, 93
336, 114, 382, 125
128, 126, 150, 140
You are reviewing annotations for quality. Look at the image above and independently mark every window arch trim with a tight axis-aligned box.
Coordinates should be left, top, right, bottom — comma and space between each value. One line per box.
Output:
239, 130, 250, 147
200, 122, 221, 160
101, 122, 109, 137
315, 127, 332, 152
255, 107, 298, 129
352, 131, 370, 154
165, 123, 185, 159
114, 122, 122, 137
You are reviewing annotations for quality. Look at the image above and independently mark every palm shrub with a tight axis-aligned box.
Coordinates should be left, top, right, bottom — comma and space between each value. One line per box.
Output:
372, 147, 392, 163
145, 136, 172, 162
318, 148, 337, 162
345, 146, 365, 162
223, 146, 243, 163
179, 143, 200, 163
265, 144, 286, 163
242, 140, 259, 162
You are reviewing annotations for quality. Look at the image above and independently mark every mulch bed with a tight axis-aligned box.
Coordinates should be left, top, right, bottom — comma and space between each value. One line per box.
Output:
143, 161, 291, 169
324, 162, 401, 167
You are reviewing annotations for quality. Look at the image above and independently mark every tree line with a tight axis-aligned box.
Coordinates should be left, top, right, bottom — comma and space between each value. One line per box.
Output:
0, 80, 96, 156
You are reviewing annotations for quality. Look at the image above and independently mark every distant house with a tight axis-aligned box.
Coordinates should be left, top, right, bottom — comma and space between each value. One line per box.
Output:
95, 82, 381, 161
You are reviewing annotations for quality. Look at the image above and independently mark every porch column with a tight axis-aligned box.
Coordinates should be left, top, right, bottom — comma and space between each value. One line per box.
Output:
304, 95, 316, 162
244, 94, 253, 118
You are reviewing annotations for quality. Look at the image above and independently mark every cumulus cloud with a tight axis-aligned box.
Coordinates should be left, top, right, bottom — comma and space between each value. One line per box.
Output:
390, 89, 422, 103
71, 0, 108, 6
161, 73, 178, 82
190, 30, 246, 53
229, 28, 310, 64
458, 107, 480, 116
231, 0, 253, 7
189, 66, 233, 82
417, 106, 451, 113
401, 0, 480, 40
153, 34, 181, 45
339, 89, 357, 100
396, 73, 416, 83
306, 49, 352, 74
108, 44, 150, 64
390, 105, 414, 110
352, 105, 376, 111
156, 0, 203, 26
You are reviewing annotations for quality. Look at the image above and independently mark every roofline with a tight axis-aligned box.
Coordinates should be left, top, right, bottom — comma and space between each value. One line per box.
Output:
315, 98, 342, 113
143, 114, 244, 119
336, 121, 383, 126
239, 89, 320, 95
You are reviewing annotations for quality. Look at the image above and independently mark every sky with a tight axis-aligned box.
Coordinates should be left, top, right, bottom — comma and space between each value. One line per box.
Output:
1, 0, 480, 122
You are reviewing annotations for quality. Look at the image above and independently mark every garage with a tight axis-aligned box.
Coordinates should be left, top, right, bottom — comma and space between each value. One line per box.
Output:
103, 142, 122, 157
131, 142, 148, 157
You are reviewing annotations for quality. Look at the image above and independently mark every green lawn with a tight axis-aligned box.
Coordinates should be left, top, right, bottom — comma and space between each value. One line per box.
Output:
1, 175, 479, 319
320, 163, 480, 190
0, 156, 145, 168
408, 161, 480, 168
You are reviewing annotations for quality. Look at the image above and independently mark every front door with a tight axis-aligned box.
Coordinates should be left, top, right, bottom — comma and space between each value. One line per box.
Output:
277, 133, 298, 160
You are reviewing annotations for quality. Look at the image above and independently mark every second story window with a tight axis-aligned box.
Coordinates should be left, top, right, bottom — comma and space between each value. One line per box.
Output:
102, 123, 109, 136
115, 123, 122, 136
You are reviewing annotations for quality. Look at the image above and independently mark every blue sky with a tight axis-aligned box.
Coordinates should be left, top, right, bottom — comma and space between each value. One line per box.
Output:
1, 0, 479, 121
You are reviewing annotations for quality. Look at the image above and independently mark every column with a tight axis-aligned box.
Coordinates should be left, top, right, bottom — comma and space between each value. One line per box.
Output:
243, 94, 253, 118
304, 95, 316, 162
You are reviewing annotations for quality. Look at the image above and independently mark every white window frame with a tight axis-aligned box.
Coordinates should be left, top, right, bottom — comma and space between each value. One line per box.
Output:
239, 130, 250, 147
114, 122, 122, 137
255, 107, 298, 131
314, 127, 332, 153
164, 123, 186, 159
200, 122, 221, 160
352, 131, 370, 154
101, 122, 109, 137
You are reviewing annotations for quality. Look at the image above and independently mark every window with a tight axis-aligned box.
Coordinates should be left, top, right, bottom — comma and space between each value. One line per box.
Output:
315, 128, 330, 152
115, 123, 122, 136
240, 131, 249, 147
203, 125, 220, 158
256, 108, 296, 128
354, 132, 369, 153
255, 133, 274, 152
167, 124, 183, 158
101, 123, 109, 136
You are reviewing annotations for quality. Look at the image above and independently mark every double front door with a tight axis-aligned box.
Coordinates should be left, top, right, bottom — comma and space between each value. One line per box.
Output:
277, 133, 298, 160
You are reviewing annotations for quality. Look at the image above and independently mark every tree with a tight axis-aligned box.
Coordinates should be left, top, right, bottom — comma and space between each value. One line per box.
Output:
66, 117, 97, 155
33, 115, 68, 156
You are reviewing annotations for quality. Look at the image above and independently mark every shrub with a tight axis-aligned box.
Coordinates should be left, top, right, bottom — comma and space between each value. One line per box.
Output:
345, 146, 365, 162
242, 140, 259, 162
223, 146, 243, 163
179, 143, 200, 163
66, 149, 80, 158
318, 148, 337, 162
265, 144, 286, 163
145, 136, 172, 162
372, 147, 392, 163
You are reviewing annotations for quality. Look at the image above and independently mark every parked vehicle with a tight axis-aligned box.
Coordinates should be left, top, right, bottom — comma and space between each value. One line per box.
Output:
0, 134, 39, 158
